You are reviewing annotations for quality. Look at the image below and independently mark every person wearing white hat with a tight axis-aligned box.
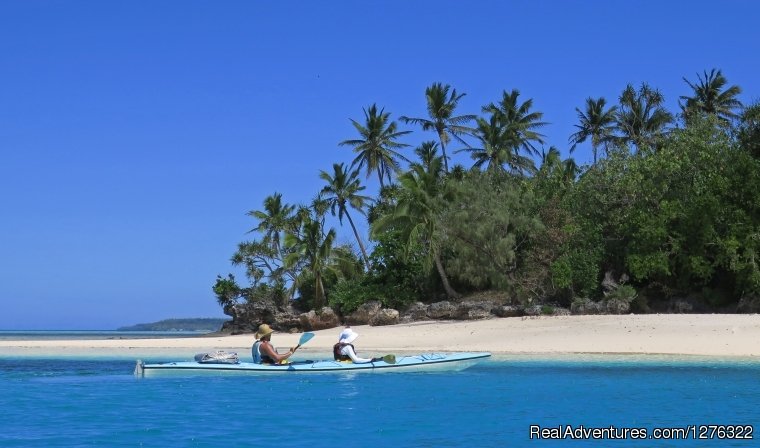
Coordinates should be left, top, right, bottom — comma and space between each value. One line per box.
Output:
252, 323, 294, 364
333, 326, 382, 364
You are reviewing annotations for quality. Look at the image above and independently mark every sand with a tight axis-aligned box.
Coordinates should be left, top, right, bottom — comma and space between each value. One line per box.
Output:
1, 314, 759, 359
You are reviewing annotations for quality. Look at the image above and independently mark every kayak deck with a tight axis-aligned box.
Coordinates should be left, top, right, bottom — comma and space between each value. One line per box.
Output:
136, 352, 490, 376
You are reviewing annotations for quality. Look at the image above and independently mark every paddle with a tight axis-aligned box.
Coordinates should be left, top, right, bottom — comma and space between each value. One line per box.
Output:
380, 354, 396, 364
291, 332, 314, 353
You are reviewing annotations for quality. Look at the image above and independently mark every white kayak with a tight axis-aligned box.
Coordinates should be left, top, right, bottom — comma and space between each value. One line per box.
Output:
135, 352, 491, 377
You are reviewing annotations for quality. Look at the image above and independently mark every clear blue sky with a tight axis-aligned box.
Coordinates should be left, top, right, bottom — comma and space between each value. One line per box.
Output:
1, 1, 758, 329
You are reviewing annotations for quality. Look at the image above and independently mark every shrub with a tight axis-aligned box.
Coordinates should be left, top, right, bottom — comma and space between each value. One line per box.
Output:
605, 285, 638, 303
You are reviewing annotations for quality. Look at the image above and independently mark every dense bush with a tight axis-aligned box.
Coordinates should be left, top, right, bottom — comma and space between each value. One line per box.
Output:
441, 171, 543, 291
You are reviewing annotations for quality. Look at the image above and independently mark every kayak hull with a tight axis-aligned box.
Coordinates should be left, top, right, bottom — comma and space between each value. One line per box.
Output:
136, 352, 490, 376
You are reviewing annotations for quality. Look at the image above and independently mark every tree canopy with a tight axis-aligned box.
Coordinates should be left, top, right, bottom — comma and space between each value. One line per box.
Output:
216, 69, 760, 317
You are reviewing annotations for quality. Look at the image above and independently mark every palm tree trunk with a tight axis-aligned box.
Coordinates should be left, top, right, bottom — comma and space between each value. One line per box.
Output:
314, 272, 325, 308
433, 250, 459, 299
275, 239, 300, 301
591, 135, 601, 164
344, 210, 371, 270
438, 135, 450, 173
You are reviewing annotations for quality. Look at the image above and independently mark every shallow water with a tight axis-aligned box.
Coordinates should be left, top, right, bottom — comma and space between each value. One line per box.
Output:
0, 330, 212, 341
0, 356, 757, 447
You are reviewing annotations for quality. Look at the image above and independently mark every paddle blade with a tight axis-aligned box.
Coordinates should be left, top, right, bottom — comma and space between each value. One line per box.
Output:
382, 354, 396, 364
297, 332, 315, 347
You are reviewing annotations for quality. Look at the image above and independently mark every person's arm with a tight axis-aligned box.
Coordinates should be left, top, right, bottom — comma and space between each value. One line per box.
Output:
261, 342, 293, 363
343, 345, 374, 364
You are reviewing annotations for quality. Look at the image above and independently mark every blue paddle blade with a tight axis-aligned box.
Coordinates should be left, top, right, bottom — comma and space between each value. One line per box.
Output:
298, 332, 315, 346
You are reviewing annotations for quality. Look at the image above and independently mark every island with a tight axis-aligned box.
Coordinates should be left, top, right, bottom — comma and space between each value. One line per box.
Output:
117, 318, 228, 332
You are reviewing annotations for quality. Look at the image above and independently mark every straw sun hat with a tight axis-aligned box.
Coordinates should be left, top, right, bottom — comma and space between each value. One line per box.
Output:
338, 327, 359, 344
255, 324, 274, 339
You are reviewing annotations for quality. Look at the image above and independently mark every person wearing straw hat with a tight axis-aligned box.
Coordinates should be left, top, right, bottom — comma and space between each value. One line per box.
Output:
333, 326, 382, 364
252, 324, 294, 364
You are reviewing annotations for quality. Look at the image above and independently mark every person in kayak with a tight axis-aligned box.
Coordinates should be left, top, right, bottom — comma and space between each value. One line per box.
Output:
252, 324, 294, 364
333, 327, 382, 363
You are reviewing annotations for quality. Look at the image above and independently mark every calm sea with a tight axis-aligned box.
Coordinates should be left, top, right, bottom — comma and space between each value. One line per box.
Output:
0, 345, 757, 446
0, 330, 213, 341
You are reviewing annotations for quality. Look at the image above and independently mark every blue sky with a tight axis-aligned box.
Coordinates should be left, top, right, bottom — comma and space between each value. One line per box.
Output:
1, 1, 758, 329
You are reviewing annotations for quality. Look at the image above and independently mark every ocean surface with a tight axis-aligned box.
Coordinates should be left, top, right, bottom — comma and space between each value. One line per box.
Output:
0, 348, 757, 448
0, 330, 214, 341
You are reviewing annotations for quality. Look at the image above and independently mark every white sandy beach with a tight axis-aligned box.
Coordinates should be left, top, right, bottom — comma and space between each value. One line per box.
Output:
1, 314, 759, 359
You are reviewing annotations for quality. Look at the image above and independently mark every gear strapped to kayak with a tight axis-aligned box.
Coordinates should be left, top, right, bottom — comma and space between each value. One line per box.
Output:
194, 351, 240, 364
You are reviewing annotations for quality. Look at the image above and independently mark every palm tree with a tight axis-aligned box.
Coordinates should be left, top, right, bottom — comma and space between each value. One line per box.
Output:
569, 97, 618, 163
680, 68, 742, 126
457, 115, 536, 175
411, 141, 445, 177
400, 83, 476, 173
537, 146, 579, 190
238, 193, 302, 298
483, 89, 548, 158
616, 83, 673, 151
246, 192, 296, 258
319, 162, 372, 270
284, 208, 338, 309
738, 101, 760, 158
340, 104, 411, 188
539, 146, 563, 171
371, 157, 459, 299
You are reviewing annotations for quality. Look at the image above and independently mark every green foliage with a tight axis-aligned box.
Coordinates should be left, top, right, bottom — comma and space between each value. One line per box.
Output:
400, 83, 477, 173
738, 101, 760, 158
551, 245, 602, 298
331, 223, 434, 314
285, 208, 339, 308
441, 171, 543, 290
371, 155, 460, 298
328, 279, 372, 314
569, 250, 603, 297
339, 104, 412, 188
328, 231, 430, 314
550, 257, 572, 290
244, 281, 289, 307
605, 285, 638, 303
212, 274, 243, 307
615, 83, 673, 151
218, 72, 760, 316
293, 271, 318, 310
569, 116, 760, 303
569, 97, 618, 163
294, 244, 363, 310
680, 68, 742, 126
369, 227, 430, 290
319, 162, 372, 269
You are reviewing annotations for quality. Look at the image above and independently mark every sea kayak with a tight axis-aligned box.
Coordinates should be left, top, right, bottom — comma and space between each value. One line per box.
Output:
135, 352, 490, 377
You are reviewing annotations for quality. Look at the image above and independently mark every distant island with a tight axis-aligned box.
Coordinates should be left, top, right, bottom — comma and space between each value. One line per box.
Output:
117, 318, 228, 332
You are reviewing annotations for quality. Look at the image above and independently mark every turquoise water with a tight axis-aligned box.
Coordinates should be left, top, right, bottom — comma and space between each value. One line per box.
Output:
0, 330, 213, 341
0, 356, 757, 447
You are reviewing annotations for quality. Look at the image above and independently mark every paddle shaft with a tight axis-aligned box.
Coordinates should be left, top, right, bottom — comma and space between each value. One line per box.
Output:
292, 332, 315, 353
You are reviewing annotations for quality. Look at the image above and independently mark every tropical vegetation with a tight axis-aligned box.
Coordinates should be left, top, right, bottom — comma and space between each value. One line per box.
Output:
214, 71, 760, 317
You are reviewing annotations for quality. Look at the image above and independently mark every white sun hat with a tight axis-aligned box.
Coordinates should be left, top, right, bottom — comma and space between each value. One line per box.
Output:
338, 327, 359, 344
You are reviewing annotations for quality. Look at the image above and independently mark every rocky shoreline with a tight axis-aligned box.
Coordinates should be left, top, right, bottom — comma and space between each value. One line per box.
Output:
220, 291, 760, 335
